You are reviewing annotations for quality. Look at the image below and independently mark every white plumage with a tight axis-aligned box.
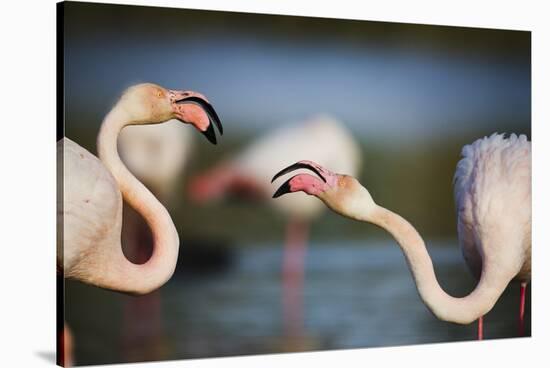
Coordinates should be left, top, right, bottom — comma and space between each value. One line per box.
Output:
59, 137, 123, 277
454, 133, 531, 282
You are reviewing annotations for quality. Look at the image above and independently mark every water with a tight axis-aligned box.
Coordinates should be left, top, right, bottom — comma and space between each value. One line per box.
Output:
65, 240, 531, 365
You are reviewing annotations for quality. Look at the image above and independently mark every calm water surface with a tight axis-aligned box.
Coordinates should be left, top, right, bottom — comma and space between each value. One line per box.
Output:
65, 240, 531, 365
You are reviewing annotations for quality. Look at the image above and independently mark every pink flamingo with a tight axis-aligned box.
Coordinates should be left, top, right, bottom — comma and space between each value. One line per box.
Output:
188, 115, 361, 345
271, 133, 531, 340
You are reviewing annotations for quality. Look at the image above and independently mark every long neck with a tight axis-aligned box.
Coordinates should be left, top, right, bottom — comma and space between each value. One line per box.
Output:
364, 204, 514, 324
96, 103, 179, 294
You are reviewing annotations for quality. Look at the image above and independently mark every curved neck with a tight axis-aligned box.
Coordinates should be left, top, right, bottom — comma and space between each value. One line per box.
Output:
364, 205, 513, 324
97, 103, 179, 294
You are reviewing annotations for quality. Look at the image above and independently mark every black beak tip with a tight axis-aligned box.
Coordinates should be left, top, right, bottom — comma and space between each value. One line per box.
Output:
272, 181, 291, 198
202, 124, 217, 145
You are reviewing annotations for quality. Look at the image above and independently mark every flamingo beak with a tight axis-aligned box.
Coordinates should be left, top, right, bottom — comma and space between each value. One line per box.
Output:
272, 180, 292, 198
271, 160, 331, 198
175, 95, 223, 144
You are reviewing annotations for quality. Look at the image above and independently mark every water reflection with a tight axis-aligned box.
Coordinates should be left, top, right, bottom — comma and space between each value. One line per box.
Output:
65, 240, 531, 365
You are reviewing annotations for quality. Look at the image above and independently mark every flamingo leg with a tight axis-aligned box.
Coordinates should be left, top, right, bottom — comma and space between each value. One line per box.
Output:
282, 218, 309, 344
58, 323, 74, 367
519, 282, 527, 337
57, 272, 73, 367
477, 316, 483, 340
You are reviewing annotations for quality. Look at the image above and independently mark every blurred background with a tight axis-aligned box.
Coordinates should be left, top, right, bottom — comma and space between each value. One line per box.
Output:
62, 2, 531, 366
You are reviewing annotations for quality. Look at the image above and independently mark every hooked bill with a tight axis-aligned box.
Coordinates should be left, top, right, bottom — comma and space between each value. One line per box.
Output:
176, 96, 223, 144
271, 161, 328, 198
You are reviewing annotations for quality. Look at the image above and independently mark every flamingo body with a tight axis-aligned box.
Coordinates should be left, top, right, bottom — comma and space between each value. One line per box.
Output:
59, 137, 122, 280
454, 133, 531, 283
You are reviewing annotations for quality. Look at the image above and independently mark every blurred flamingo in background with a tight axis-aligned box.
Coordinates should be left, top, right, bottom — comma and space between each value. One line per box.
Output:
58, 83, 223, 365
271, 133, 531, 340
188, 115, 361, 346
117, 120, 194, 360
119, 120, 194, 202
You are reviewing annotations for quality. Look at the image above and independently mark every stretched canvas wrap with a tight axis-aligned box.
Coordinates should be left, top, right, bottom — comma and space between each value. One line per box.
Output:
57, 1, 531, 366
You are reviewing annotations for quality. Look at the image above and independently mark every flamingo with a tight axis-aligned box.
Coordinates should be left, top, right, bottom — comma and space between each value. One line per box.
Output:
188, 115, 361, 345
58, 83, 222, 365
118, 119, 194, 202
271, 133, 531, 340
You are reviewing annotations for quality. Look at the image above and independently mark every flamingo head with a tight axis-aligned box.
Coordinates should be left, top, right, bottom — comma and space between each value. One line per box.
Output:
271, 160, 376, 220
120, 83, 223, 144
